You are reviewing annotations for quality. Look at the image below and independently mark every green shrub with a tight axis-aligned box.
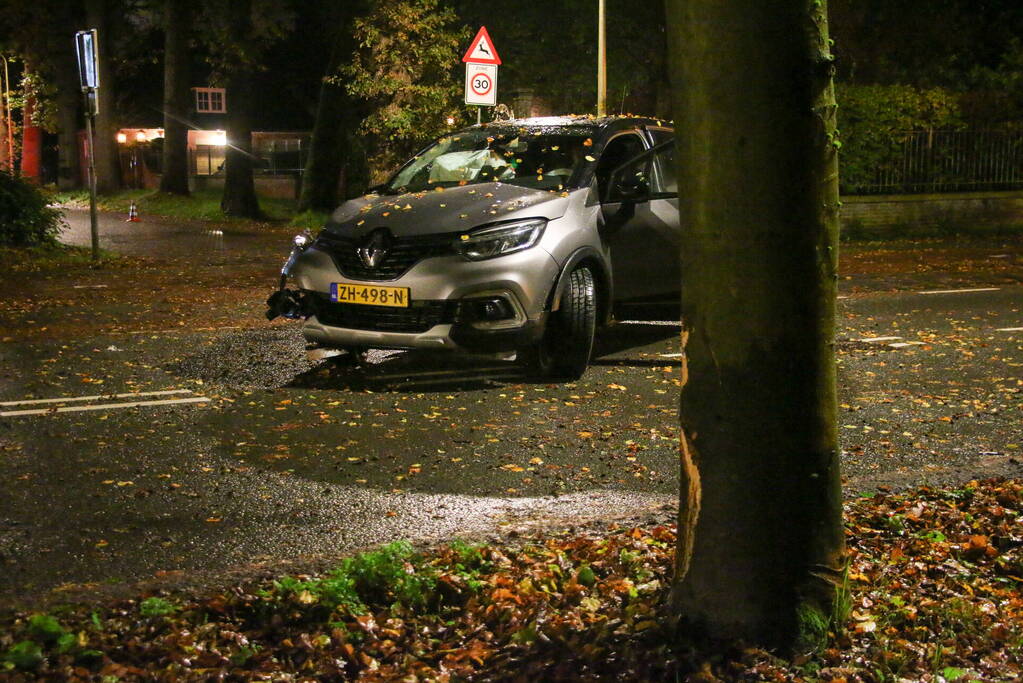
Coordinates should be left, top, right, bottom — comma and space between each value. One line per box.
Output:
837, 84, 965, 194
139, 597, 177, 617
0, 170, 65, 246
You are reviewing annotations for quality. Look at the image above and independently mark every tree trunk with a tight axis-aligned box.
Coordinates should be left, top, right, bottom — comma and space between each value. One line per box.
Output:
54, 60, 83, 190
20, 89, 42, 182
85, 0, 122, 194
298, 52, 347, 212
159, 0, 191, 195
49, 0, 83, 189
664, 0, 845, 649
0, 113, 8, 171
220, 0, 260, 218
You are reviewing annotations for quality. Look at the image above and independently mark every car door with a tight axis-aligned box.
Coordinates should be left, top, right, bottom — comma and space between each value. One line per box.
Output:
600, 139, 680, 301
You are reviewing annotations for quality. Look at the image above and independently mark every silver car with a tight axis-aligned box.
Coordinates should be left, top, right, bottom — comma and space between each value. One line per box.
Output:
267, 115, 679, 379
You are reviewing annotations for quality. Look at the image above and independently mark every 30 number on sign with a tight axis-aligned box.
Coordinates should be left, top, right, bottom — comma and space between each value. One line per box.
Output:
465, 64, 498, 106
471, 74, 492, 96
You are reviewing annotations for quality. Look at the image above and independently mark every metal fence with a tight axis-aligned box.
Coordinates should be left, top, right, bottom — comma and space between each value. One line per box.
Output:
841, 129, 1023, 195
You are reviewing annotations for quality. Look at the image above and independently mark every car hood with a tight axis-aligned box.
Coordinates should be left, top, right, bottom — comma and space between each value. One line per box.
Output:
324, 183, 574, 239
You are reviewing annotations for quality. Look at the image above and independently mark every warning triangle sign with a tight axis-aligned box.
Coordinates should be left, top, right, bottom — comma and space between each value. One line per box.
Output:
462, 26, 501, 65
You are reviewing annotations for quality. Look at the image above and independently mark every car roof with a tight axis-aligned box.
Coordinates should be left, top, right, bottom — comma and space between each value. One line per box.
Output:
473, 115, 673, 135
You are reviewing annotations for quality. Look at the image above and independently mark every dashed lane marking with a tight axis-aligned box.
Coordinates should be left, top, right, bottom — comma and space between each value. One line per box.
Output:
996, 327, 1023, 332
888, 341, 925, 348
618, 320, 682, 326
858, 336, 902, 343
1, 396, 210, 418
919, 287, 1001, 295
0, 389, 193, 407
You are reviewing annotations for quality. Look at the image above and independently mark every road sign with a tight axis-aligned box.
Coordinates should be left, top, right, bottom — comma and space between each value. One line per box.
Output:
462, 26, 501, 65
75, 28, 101, 260
75, 30, 99, 90
465, 63, 497, 106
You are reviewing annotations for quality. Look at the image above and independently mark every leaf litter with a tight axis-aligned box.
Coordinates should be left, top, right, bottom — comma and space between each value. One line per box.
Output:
2, 478, 1022, 680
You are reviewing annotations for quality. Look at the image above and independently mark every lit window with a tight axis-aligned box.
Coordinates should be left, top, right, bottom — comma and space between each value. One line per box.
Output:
194, 87, 226, 114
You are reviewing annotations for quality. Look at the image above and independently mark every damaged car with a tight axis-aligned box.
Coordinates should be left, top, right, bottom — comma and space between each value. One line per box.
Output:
267, 115, 679, 380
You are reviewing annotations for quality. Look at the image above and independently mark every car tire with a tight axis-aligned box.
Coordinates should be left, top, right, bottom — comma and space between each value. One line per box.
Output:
521, 266, 597, 380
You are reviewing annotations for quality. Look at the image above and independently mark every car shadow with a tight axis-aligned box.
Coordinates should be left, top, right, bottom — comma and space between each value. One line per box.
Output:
286, 348, 531, 392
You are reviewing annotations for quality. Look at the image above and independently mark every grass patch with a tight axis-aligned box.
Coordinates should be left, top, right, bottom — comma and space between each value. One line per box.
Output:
289, 209, 330, 232
0, 244, 119, 272
52, 188, 301, 224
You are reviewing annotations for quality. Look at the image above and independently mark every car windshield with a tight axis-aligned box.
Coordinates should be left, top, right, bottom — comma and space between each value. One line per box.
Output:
382, 127, 598, 194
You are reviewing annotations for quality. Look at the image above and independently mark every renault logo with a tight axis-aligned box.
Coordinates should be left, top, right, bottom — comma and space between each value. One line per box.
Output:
358, 230, 390, 268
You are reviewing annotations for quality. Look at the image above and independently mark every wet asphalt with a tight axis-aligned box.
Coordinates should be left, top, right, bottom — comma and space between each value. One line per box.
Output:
0, 210, 1020, 605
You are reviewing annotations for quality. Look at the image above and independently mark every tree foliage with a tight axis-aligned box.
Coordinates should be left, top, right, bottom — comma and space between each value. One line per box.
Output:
337, 0, 468, 181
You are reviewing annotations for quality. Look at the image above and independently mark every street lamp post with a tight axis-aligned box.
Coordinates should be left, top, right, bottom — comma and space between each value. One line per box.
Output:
597, 0, 607, 116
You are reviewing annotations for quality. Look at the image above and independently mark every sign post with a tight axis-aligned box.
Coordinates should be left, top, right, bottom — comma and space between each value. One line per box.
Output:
75, 29, 101, 261
462, 27, 501, 124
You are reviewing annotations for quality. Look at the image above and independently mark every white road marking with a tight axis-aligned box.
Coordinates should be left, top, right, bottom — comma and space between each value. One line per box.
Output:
72, 284, 108, 289
658, 353, 684, 358
888, 342, 924, 348
919, 287, 1001, 295
996, 327, 1023, 332
0, 389, 193, 407
617, 320, 682, 326
858, 336, 902, 343
1, 396, 209, 418
616, 302, 678, 306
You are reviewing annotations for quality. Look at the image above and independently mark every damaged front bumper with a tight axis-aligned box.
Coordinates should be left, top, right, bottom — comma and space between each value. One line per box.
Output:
266, 232, 313, 320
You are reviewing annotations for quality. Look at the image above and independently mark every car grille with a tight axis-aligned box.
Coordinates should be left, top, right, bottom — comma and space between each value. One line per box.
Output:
315, 231, 459, 281
308, 294, 458, 334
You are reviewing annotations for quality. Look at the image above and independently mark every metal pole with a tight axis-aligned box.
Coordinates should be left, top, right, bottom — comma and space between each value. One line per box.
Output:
84, 94, 100, 260
477, 107, 481, 125
597, 0, 607, 116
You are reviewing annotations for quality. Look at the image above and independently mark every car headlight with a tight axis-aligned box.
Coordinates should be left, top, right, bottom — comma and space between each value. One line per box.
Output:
456, 218, 547, 261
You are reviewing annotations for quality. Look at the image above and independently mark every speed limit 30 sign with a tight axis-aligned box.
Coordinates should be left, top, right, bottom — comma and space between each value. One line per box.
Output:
465, 63, 497, 106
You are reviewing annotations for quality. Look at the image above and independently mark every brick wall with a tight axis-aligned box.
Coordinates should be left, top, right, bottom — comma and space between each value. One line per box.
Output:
841, 191, 1023, 236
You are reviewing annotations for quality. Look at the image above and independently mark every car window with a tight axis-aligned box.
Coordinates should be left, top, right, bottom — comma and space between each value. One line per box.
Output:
647, 127, 674, 146
384, 128, 598, 194
594, 133, 646, 198
604, 140, 676, 203
651, 142, 677, 195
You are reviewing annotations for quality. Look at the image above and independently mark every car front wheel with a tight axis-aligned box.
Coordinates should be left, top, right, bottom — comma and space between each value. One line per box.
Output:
521, 265, 597, 380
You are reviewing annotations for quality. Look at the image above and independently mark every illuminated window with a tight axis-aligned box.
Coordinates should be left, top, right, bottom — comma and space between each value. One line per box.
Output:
194, 87, 226, 114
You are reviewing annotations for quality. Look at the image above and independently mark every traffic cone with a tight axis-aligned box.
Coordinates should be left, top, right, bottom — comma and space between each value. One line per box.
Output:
126, 201, 140, 222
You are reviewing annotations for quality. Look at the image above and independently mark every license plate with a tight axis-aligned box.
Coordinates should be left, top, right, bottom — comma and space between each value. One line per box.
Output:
330, 283, 410, 308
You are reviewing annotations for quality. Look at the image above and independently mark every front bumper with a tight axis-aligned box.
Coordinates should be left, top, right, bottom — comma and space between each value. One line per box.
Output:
273, 240, 560, 352
301, 316, 544, 353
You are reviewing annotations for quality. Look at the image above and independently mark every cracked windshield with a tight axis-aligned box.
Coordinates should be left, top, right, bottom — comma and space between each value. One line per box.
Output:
384, 127, 595, 193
